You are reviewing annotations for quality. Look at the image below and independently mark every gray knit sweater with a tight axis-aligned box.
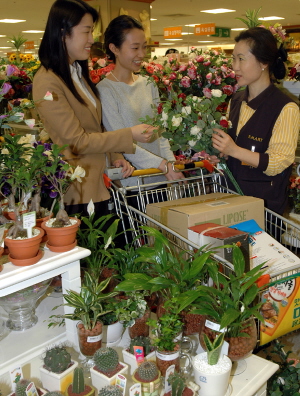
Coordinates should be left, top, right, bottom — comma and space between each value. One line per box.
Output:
97, 75, 175, 188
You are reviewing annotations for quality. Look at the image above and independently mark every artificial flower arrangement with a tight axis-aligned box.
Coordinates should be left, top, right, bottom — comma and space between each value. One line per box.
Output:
89, 56, 115, 84
141, 47, 237, 101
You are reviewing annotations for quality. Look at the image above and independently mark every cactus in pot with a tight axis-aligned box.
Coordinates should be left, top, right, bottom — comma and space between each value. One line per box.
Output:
93, 347, 119, 375
44, 393, 64, 396
44, 345, 72, 373
65, 366, 95, 396
129, 336, 152, 356
98, 386, 123, 396
135, 361, 159, 382
15, 379, 31, 396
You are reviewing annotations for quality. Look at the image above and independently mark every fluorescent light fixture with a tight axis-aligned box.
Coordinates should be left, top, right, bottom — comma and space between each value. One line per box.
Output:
198, 40, 214, 43
150, 18, 157, 21
185, 24, 197, 27
161, 42, 175, 45
258, 16, 284, 21
22, 30, 44, 33
0, 46, 11, 49
165, 38, 182, 41
182, 32, 193, 35
0, 19, 26, 23
0, 35, 6, 37
231, 28, 246, 31
201, 9, 235, 14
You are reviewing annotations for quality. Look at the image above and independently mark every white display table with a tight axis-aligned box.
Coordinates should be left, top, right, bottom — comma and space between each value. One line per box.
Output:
0, 246, 90, 378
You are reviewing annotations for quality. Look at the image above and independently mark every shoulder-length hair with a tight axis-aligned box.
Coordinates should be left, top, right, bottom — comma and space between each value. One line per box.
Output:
39, 0, 99, 104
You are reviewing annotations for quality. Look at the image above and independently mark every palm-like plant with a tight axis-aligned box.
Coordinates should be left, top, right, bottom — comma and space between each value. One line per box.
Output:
8, 34, 27, 51
236, 7, 262, 28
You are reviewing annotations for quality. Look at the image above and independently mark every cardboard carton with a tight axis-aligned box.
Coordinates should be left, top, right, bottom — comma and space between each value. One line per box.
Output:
146, 192, 265, 239
188, 222, 250, 271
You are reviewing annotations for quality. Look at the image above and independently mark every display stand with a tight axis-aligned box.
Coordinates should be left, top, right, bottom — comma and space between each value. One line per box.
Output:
0, 246, 90, 378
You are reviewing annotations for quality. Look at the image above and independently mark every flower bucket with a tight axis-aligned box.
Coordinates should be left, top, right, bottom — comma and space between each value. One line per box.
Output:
41, 217, 80, 252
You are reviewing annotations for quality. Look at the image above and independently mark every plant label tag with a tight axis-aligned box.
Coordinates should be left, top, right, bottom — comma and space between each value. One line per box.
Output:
87, 333, 102, 342
129, 383, 141, 396
205, 319, 226, 333
0, 225, 6, 246
23, 211, 36, 238
221, 340, 229, 357
25, 381, 38, 396
133, 346, 145, 365
9, 366, 23, 392
116, 373, 126, 396
164, 364, 175, 394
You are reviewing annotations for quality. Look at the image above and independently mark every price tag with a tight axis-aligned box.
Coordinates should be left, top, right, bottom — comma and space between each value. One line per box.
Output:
10, 366, 23, 392
22, 212, 36, 239
25, 381, 38, 396
116, 373, 126, 396
129, 383, 141, 396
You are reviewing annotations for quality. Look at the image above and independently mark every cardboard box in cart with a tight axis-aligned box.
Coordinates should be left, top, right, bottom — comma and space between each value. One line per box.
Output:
146, 192, 265, 239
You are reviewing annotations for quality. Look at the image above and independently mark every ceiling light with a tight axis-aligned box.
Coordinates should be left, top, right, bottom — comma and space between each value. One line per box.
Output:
258, 16, 284, 21
0, 35, 6, 37
161, 43, 175, 45
231, 28, 246, 31
0, 19, 26, 23
22, 30, 44, 33
185, 24, 197, 27
165, 38, 182, 41
201, 9, 235, 14
150, 18, 157, 21
182, 32, 193, 35
198, 40, 214, 43
0, 46, 11, 49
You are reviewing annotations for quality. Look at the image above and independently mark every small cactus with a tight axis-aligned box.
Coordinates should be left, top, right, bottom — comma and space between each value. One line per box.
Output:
98, 385, 123, 396
135, 361, 159, 382
168, 372, 186, 396
72, 367, 85, 394
129, 336, 152, 356
43, 345, 71, 374
15, 379, 31, 396
93, 347, 119, 374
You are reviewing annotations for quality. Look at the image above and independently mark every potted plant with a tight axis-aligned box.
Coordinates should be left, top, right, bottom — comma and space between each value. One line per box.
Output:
90, 347, 128, 392
192, 333, 231, 396
165, 372, 199, 396
192, 244, 265, 361
41, 143, 85, 252
98, 386, 123, 396
101, 309, 123, 347
65, 366, 95, 396
122, 335, 156, 375
39, 345, 79, 393
48, 272, 118, 366
132, 361, 161, 396
8, 378, 47, 396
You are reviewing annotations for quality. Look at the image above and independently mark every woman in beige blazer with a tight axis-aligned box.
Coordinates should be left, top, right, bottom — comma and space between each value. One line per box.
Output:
33, 0, 154, 220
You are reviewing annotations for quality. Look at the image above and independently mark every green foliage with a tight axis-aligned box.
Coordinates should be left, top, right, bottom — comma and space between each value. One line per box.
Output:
262, 341, 300, 396
93, 347, 119, 374
168, 372, 186, 396
191, 244, 265, 337
129, 336, 152, 356
15, 379, 31, 396
43, 345, 71, 374
114, 291, 149, 328
98, 385, 123, 396
136, 361, 159, 382
8, 34, 28, 51
203, 332, 224, 365
235, 8, 262, 28
48, 272, 118, 330
72, 367, 85, 394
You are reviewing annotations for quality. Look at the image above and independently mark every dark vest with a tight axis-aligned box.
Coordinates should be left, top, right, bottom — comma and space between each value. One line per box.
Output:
227, 84, 293, 215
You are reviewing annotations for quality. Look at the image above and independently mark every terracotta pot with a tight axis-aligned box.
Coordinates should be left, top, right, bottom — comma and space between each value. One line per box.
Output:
3, 209, 27, 221
77, 321, 103, 358
129, 309, 151, 338
199, 316, 257, 361
41, 217, 80, 252
4, 227, 44, 265
36, 214, 53, 243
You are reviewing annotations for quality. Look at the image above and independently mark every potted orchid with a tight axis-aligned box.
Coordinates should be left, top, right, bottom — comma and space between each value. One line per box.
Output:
40, 143, 85, 252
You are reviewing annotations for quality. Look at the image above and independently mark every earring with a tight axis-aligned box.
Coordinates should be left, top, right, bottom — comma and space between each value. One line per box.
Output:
262, 68, 265, 71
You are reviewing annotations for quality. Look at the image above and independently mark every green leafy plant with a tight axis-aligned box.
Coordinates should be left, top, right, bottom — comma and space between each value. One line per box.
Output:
203, 332, 225, 365
235, 7, 262, 28
114, 290, 149, 328
8, 34, 27, 51
48, 272, 118, 330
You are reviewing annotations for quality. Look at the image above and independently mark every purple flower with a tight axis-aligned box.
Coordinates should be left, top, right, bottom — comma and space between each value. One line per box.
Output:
6, 64, 15, 77
49, 190, 58, 198
0, 115, 8, 120
0, 82, 12, 96
24, 84, 32, 93
43, 143, 52, 150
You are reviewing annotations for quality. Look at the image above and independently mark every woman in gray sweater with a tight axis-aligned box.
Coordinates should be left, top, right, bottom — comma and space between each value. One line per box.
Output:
97, 15, 184, 189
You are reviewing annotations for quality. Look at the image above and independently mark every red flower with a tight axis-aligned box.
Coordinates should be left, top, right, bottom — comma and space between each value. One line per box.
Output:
146, 65, 155, 74
91, 75, 100, 84
220, 119, 229, 128
178, 93, 186, 101
222, 85, 234, 96
152, 75, 159, 83
216, 102, 228, 114
157, 103, 163, 114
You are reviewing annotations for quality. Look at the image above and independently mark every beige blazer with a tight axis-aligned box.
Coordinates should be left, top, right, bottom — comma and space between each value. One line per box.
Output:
33, 66, 134, 206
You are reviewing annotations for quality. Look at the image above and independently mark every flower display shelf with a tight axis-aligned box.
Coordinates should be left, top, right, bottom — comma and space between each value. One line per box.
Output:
0, 245, 91, 380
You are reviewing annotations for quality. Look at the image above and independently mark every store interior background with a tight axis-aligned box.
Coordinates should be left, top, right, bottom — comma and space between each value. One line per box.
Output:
1, 0, 300, 58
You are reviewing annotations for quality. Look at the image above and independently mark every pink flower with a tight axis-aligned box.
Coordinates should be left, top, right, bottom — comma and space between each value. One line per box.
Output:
222, 85, 234, 96
203, 60, 211, 66
221, 65, 228, 73
203, 87, 212, 98
233, 84, 239, 93
229, 71, 235, 78
146, 65, 155, 74
180, 76, 191, 88
178, 64, 187, 72
97, 58, 107, 67
163, 78, 170, 86
187, 67, 197, 79
195, 55, 204, 63
206, 73, 212, 80
169, 72, 177, 80
215, 76, 222, 85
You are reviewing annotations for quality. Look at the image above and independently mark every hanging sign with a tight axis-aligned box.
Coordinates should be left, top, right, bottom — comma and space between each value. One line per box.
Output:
25, 41, 34, 50
260, 277, 300, 345
211, 27, 231, 38
194, 23, 215, 36
164, 26, 182, 39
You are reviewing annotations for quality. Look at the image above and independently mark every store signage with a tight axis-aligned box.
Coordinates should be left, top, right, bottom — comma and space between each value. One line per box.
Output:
25, 41, 34, 49
260, 277, 300, 345
194, 23, 215, 35
164, 26, 182, 39
212, 27, 231, 38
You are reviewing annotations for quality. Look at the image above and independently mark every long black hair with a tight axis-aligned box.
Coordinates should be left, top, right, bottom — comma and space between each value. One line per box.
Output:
104, 15, 144, 63
235, 27, 287, 80
39, 0, 99, 104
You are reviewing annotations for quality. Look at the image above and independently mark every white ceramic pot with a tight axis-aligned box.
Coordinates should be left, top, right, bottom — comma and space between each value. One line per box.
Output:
8, 388, 47, 396
103, 321, 124, 346
39, 360, 78, 393
192, 353, 232, 396
122, 348, 156, 375
90, 362, 128, 392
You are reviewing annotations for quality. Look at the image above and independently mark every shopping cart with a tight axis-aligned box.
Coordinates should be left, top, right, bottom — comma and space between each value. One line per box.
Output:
110, 163, 300, 282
